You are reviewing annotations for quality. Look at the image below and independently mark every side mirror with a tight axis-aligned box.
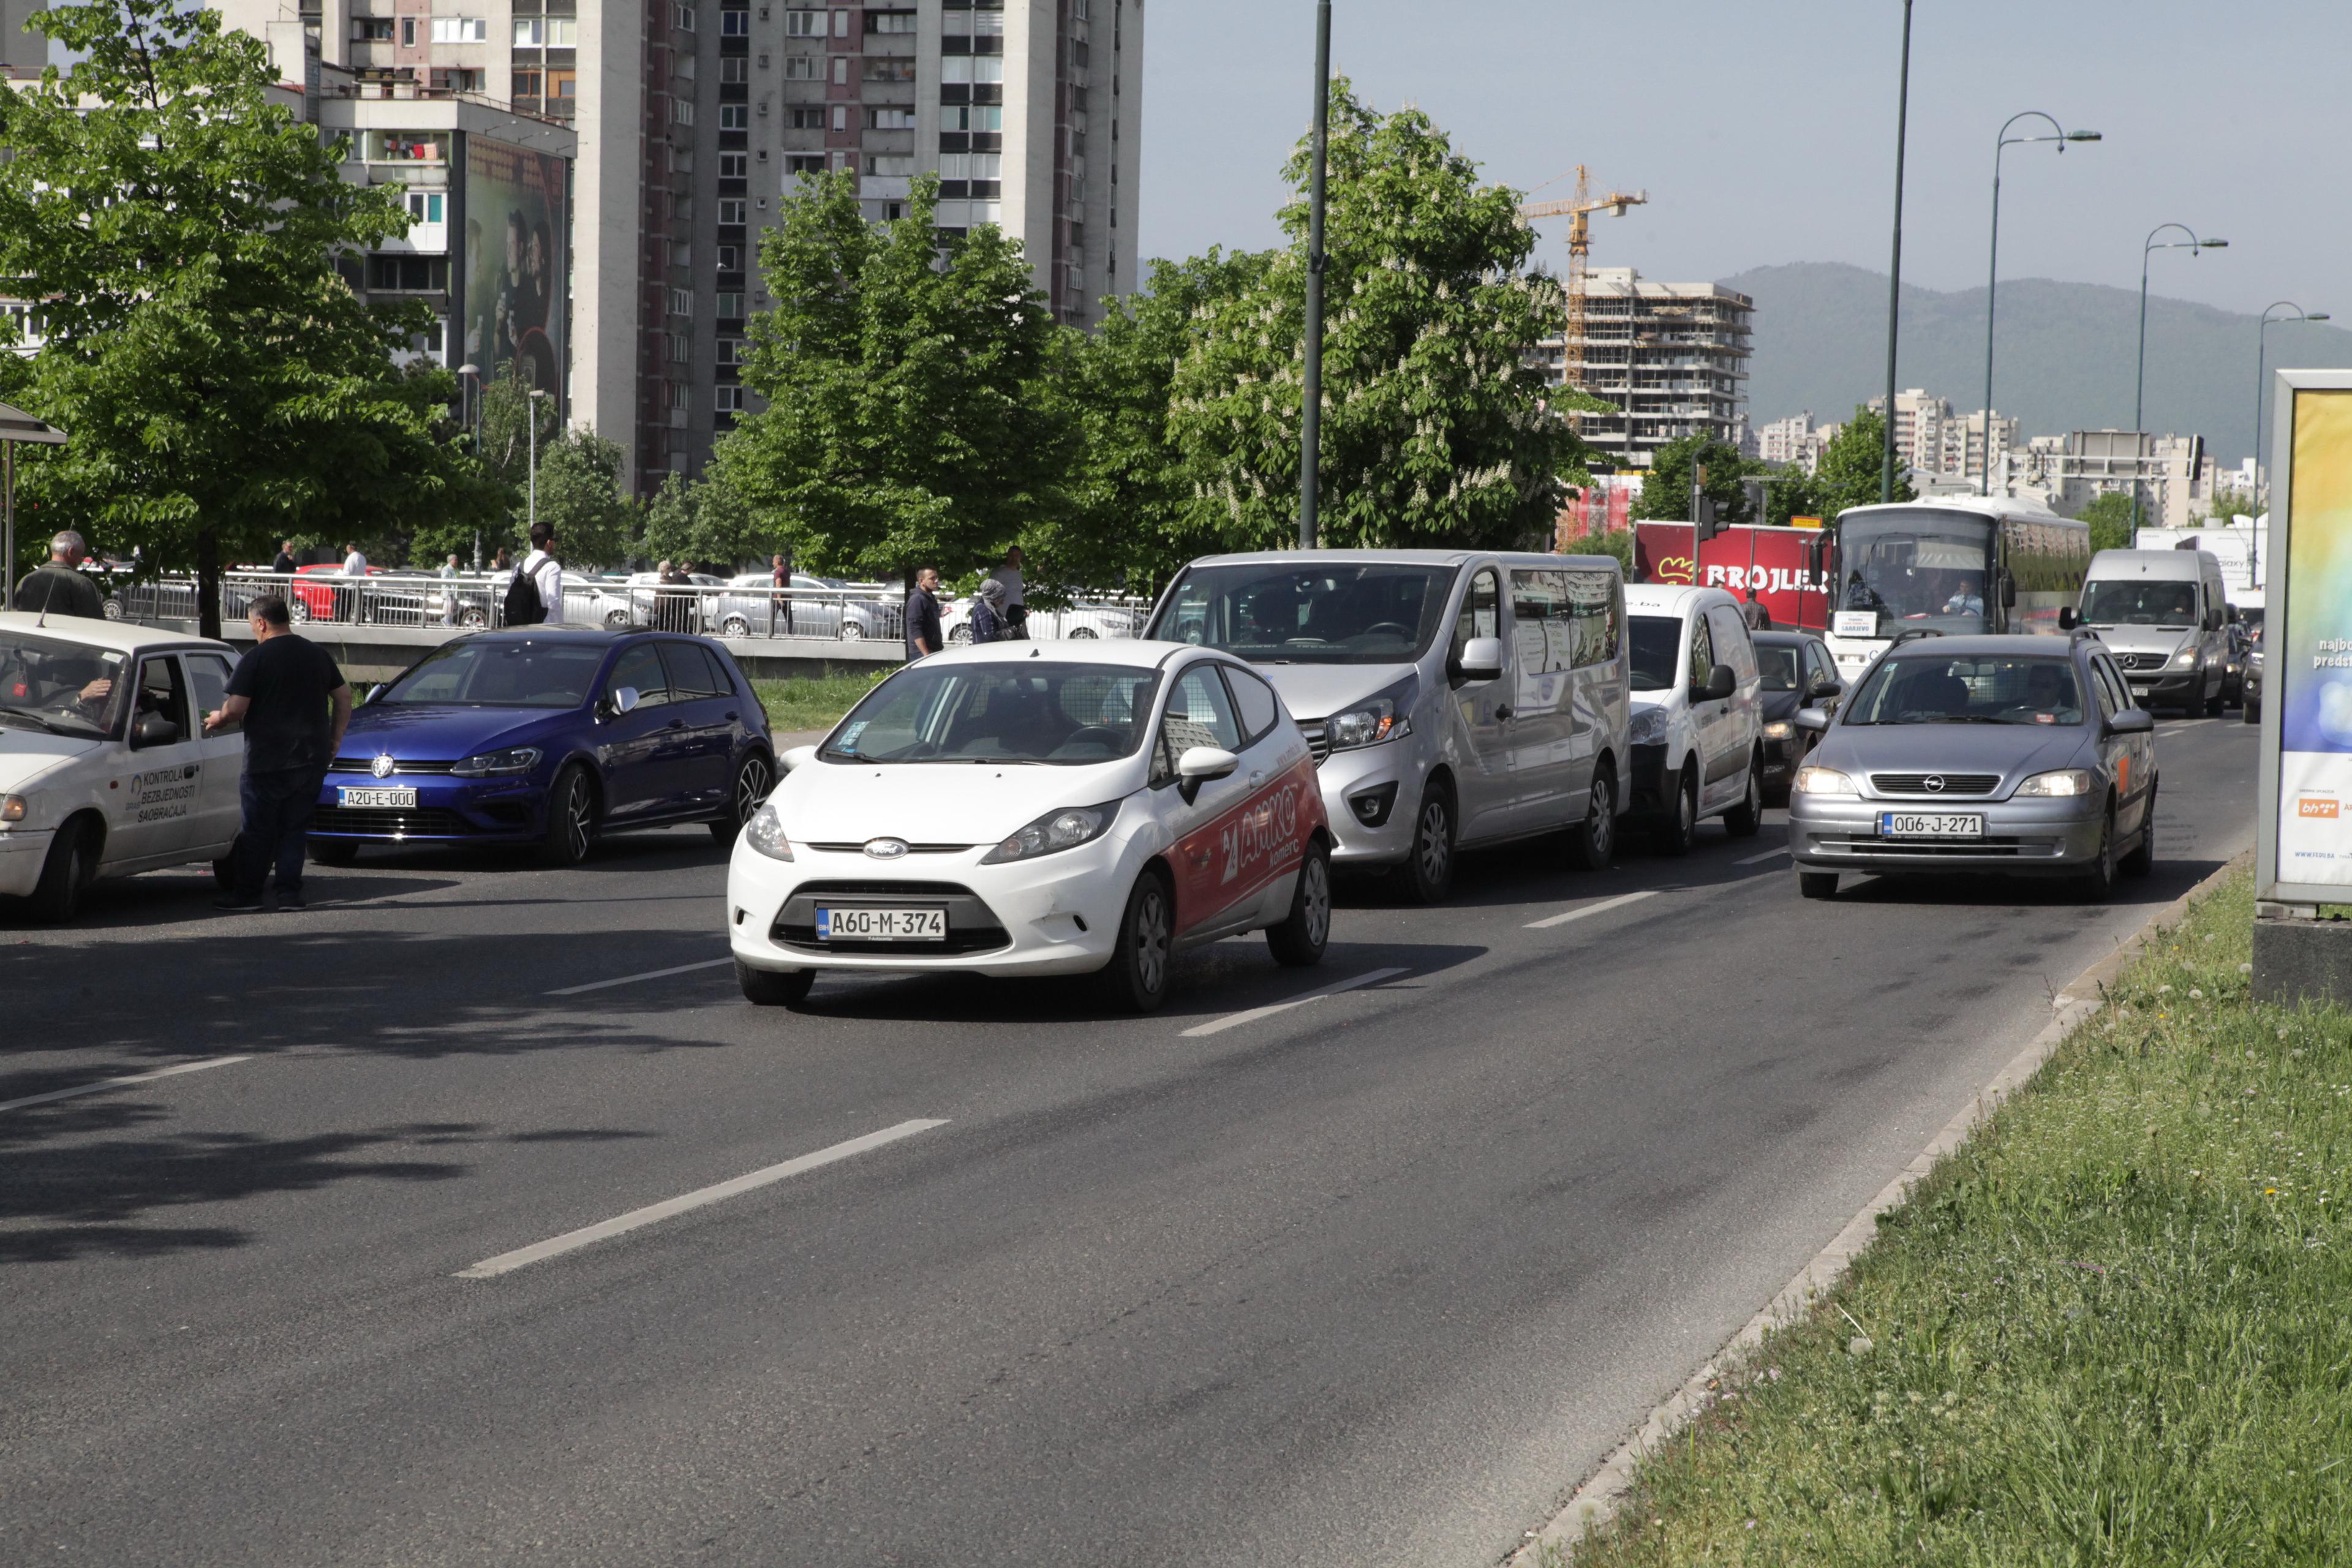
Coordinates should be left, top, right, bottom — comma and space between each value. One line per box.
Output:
2000, 573, 2018, 608
2105, 708, 2155, 736
1694, 664, 1736, 703
1793, 707, 1832, 734
1452, 636, 1504, 684
132, 712, 180, 748
780, 744, 818, 772
602, 685, 641, 718
1175, 744, 1238, 804
1806, 678, 1843, 702
2059, 606, 2078, 631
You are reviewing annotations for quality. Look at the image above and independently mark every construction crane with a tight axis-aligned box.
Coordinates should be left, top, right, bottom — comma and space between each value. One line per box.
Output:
1518, 167, 1648, 400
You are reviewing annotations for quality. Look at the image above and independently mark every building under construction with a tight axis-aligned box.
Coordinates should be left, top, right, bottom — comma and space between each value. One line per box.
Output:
1534, 268, 1755, 469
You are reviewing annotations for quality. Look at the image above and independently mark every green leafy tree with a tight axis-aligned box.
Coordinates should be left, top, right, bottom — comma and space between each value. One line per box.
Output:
408, 360, 634, 568
526, 429, 636, 570
2075, 489, 2138, 554
1630, 434, 1754, 526
1806, 407, 1914, 522
717, 170, 1071, 582
1165, 80, 1604, 553
2195, 485, 2261, 524
0, 0, 479, 633
641, 468, 778, 573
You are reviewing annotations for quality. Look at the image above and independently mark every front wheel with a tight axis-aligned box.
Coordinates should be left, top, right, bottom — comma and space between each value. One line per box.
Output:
1068, 626, 1099, 639
2205, 680, 2226, 718
1566, 766, 1617, 872
838, 620, 865, 641
28, 818, 97, 924
603, 609, 633, 630
2244, 698, 2261, 726
712, 752, 773, 845
1100, 870, 1174, 1012
1653, 767, 1697, 858
1265, 842, 1332, 968
2077, 805, 2117, 902
948, 624, 973, 646
720, 614, 752, 638
1723, 753, 1764, 837
737, 960, 815, 1008
2120, 782, 2157, 878
458, 606, 489, 629
1399, 783, 1456, 904
540, 764, 596, 867
288, 597, 311, 623
1796, 870, 1839, 900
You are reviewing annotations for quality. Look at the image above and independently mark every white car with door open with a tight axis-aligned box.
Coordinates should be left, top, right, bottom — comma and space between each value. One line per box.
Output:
0, 612, 246, 921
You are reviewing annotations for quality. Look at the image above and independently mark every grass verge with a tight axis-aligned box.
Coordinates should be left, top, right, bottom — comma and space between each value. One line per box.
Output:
751, 671, 888, 735
1561, 867, 2352, 1566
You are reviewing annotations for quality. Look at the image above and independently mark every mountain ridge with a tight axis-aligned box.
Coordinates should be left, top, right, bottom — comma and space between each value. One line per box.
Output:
1724, 262, 2352, 467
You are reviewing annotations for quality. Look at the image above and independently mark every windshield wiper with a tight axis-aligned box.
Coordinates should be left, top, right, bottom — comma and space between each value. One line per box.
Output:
1903, 714, 2005, 724
0, 704, 75, 736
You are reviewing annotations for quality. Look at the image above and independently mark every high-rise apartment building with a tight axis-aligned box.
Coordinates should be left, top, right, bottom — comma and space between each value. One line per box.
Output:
213, 0, 1142, 492
1533, 268, 1752, 469
1756, 409, 1825, 472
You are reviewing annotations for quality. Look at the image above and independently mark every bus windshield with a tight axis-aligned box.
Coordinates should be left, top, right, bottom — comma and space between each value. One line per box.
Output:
1834, 510, 1996, 637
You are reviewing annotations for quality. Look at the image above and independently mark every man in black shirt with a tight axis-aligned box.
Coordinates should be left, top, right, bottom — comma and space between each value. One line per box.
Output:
203, 594, 353, 911
272, 541, 298, 574
10, 531, 105, 619
904, 565, 943, 661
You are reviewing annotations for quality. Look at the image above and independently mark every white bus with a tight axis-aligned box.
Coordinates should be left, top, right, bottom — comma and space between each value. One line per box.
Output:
1819, 498, 2092, 678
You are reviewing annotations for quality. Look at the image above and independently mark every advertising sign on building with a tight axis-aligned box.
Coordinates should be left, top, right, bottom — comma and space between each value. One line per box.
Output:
2259, 374, 2352, 900
463, 137, 568, 408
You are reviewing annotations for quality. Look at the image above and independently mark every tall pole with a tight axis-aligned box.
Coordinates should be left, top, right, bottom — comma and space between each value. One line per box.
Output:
1980, 114, 2097, 496
527, 390, 541, 532
2133, 224, 2225, 533
2255, 303, 2328, 506
1298, 0, 1332, 550
1880, 0, 1914, 505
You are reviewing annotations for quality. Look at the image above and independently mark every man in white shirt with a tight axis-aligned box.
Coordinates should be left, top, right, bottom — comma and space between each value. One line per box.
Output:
340, 542, 368, 622
516, 521, 565, 625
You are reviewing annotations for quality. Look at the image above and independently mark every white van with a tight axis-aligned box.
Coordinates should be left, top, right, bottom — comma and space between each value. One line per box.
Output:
1145, 551, 1630, 902
1622, 585, 1765, 854
0, 612, 245, 921
2075, 548, 2231, 715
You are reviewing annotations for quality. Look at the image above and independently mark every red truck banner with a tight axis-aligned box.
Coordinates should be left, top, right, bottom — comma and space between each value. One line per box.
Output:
1634, 524, 1836, 630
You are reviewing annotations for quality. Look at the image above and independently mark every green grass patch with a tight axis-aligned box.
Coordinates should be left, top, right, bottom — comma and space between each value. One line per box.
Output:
752, 671, 889, 735
1563, 868, 2352, 1567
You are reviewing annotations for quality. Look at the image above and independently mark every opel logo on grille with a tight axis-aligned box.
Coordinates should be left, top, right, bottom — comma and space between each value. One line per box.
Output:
371, 755, 397, 779
864, 837, 910, 860
1923, 774, 1947, 793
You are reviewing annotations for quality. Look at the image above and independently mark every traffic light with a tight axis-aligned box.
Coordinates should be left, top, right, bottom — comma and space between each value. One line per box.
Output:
1695, 495, 1721, 544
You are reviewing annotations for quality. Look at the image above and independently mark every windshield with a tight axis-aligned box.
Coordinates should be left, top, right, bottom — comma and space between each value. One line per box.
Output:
1844, 654, 2084, 726
2081, 579, 2197, 627
1627, 614, 1683, 693
1150, 563, 1453, 665
376, 640, 607, 707
826, 663, 1161, 764
1756, 645, 1802, 693
1835, 511, 1995, 636
0, 632, 132, 738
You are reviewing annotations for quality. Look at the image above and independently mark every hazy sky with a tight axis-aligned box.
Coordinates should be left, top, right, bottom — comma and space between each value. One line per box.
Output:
1136, 0, 2350, 317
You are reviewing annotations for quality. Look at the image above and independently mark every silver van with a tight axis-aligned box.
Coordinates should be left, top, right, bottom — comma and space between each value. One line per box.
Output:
2073, 548, 2231, 715
1144, 551, 1630, 902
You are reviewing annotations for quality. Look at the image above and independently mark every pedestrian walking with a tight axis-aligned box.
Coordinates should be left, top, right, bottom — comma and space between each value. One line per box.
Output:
767, 552, 794, 638
655, 559, 692, 631
505, 523, 564, 626
440, 552, 461, 626
904, 566, 943, 660
339, 541, 369, 623
989, 545, 1028, 639
271, 541, 298, 575
202, 594, 353, 913
1740, 584, 1773, 631
10, 530, 105, 619
970, 576, 1008, 644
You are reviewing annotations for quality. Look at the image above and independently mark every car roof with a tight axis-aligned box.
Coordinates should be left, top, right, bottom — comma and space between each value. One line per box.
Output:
2086, 548, 2215, 579
1623, 583, 1736, 614
899, 638, 1211, 672
1177, 549, 1618, 571
0, 610, 232, 657
1749, 629, 1820, 646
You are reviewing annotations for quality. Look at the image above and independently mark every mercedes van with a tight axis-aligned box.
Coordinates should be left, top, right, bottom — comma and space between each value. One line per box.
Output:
2075, 548, 2231, 715
1145, 551, 1630, 902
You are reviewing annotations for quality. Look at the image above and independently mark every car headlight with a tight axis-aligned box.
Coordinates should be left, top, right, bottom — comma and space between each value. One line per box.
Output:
0, 794, 25, 827
980, 799, 1122, 865
2171, 646, 2199, 668
1323, 674, 1417, 752
1761, 720, 1794, 741
450, 745, 541, 777
743, 797, 794, 861
1792, 765, 1856, 796
2013, 768, 2097, 797
1627, 706, 1670, 746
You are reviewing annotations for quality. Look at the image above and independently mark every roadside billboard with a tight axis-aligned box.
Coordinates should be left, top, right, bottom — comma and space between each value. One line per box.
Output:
462, 136, 567, 407
2259, 374, 2352, 900
1632, 523, 1834, 630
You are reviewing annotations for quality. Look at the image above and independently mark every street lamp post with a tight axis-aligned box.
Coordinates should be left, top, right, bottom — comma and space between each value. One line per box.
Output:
2133, 224, 2228, 532
457, 361, 481, 453
1298, 0, 1332, 551
2255, 303, 2329, 506
527, 387, 549, 532
1879, 0, 1915, 505
1980, 114, 2100, 496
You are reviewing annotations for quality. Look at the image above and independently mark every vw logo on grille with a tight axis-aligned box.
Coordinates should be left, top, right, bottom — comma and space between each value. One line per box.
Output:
863, 837, 910, 860
371, 755, 397, 779
1923, 774, 1947, 793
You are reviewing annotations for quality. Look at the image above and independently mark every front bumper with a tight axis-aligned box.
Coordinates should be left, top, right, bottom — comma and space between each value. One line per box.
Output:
1788, 793, 2106, 875
728, 830, 1144, 978
1310, 740, 1429, 868
308, 769, 549, 843
2125, 668, 2203, 706
0, 827, 56, 898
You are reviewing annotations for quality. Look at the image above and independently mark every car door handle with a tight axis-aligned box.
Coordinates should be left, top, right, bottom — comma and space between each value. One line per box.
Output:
666, 718, 685, 730
1248, 771, 1265, 787
1494, 704, 1514, 721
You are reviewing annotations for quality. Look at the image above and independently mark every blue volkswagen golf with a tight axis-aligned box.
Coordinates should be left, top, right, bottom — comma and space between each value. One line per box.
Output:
309, 629, 777, 865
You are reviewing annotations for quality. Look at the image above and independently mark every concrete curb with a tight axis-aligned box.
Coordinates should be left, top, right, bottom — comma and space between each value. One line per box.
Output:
1509, 848, 2256, 1566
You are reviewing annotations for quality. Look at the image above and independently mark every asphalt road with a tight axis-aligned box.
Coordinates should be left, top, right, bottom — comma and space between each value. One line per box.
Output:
0, 715, 2257, 1567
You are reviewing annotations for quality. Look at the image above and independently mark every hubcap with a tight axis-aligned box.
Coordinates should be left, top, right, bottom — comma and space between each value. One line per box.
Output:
1420, 802, 1449, 881
1680, 781, 1695, 839
1136, 888, 1169, 992
736, 759, 771, 824
565, 782, 590, 858
1303, 858, 1330, 947
1592, 780, 1614, 857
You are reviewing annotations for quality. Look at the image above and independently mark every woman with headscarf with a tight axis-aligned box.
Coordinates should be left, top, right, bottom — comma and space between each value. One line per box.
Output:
970, 576, 1007, 644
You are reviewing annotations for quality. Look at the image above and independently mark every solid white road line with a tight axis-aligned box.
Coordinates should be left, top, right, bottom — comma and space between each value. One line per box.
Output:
546, 957, 734, 996
455, 1118, 951, 1280
1180, 966, 1412, 1039
0, 1055, 252, 1115
1735, 846, 1792, 865
1523, 889, 1659, 930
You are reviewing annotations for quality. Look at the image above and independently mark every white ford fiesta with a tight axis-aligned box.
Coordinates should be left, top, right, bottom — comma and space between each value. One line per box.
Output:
727, 640, 1334, 1012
